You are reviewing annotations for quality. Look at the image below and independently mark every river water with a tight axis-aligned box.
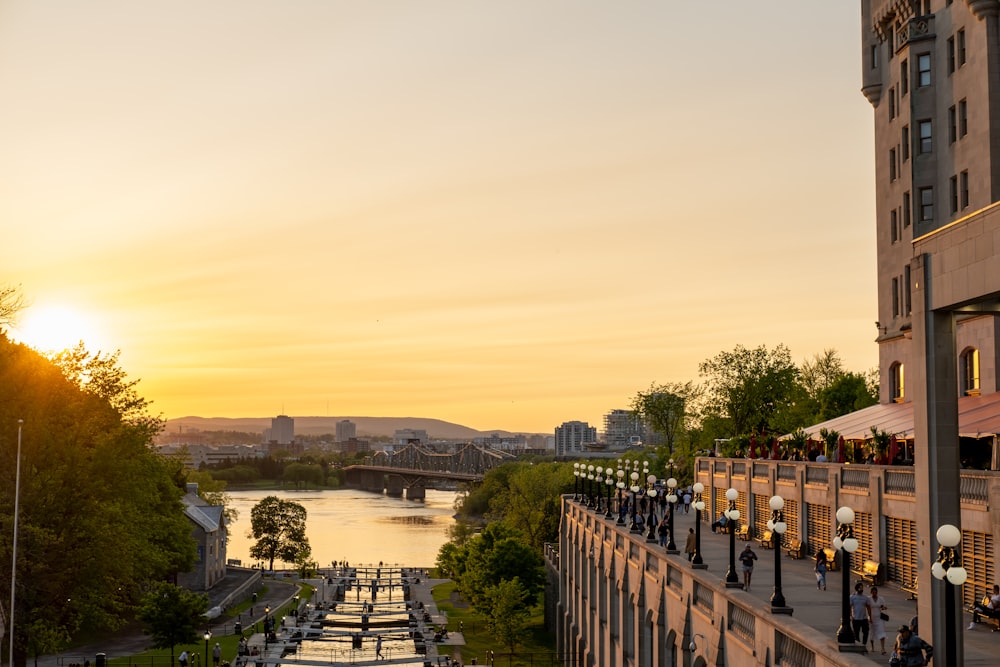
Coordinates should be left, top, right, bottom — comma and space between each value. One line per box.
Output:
224, 488, 460, 569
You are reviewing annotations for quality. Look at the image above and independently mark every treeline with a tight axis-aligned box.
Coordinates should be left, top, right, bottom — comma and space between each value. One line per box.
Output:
200, 452, 369, 488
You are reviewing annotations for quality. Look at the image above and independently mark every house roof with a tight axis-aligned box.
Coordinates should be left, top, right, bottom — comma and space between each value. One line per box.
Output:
793, 392, 1000, 441
182, 490, 224, 533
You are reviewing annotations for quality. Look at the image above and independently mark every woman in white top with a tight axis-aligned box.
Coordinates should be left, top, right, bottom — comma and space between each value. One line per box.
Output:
869, 585, 888, 654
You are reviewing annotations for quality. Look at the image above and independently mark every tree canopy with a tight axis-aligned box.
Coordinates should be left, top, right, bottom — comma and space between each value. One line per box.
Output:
137, 582, 210, 664
0, 335, 196, 667
248, 496, 310, 570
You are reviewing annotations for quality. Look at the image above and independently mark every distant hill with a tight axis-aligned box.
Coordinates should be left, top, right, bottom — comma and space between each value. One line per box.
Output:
162, 415, 537, 440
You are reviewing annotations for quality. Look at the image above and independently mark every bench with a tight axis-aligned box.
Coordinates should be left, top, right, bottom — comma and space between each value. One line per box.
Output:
736, 524, 751, 541
856, 560, 885, 586
968, 597, 1000, 631
758, 530, 773, 549
786, 539, 805, 559
901, 577, 918, 601
822, 547, 839, 571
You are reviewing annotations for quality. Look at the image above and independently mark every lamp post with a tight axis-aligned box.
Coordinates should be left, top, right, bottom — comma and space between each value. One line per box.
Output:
586, 465, 595, 507
264, 605, 271, 650
604, 473, 614, 519
932, 523, 967, 667
768, 495, 791, 613
204, 630, 211, 667
724, 488, 741, 587
573, 463, 580, 501
665, 476, 679, 554
629, 469, 641, 532
834, 507, 860, 648
691, 482, 707, 568
593, 467, 604, 512
645, 474, 658, 542
616, 467, 626, 525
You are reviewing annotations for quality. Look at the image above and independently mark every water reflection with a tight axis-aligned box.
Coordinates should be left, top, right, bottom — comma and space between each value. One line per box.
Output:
226, 488, 459, 568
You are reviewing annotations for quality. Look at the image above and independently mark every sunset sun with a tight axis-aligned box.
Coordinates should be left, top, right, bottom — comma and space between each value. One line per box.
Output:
14, 304, 106, 353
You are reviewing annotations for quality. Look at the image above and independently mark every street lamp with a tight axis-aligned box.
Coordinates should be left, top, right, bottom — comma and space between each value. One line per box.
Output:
593, 467, 604, 513
587, 465, 595, 508
204, 630, 211, 667
645, 474, 658, 542
932, 523, 967, 667
264, 605, 271, 650
616, 467, 626, 525
573, 463, 581, 501
691, 482, 707, 568
834, 506, 860, 648
629, 469, 642, 533
604, 473, 614, 519
767, 495, 791, 613
665, 477, 679, 554
724, 488, 741, 587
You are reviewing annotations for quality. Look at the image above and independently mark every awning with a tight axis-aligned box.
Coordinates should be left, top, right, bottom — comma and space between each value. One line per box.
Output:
789, 392, 1000, 440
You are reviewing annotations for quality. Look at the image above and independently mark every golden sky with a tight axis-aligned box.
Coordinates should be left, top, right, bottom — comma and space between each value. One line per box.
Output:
0, 2, 877, 434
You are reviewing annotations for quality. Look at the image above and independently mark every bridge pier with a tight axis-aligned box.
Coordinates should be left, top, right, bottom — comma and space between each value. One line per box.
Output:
385, 476, 404, 497
404, 484, 425, 500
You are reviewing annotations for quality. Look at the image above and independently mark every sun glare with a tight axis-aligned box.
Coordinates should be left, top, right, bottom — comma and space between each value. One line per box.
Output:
13, 304, 105, 353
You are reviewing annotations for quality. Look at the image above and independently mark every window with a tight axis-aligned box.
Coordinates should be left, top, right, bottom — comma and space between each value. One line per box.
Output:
959, 99, 968, 137
958, 29, 967, 68
890, 362, 905, 402
918, 120, 932, 154
950, 175, 959, 214
871, 44, 879, 70
918, 54, 931, 87
903, 191, 911, 227
901, 59, 909, 95
919, 186, 934, 221
890, 149, 897, 181
949, 106, 957, 143
892, 277, 900, 316
961, 170, 969, 209
889, 87, 896, 120
891, 210, 899, 243
948, 37, 956, 74
902, 126, 910, 160
961, 348, 980, 395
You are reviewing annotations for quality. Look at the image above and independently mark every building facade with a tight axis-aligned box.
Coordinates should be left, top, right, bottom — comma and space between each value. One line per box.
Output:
266, 414, 295, 445
177, 483, 227, 591
336, 419, 356, 443
555, 421, 597, 457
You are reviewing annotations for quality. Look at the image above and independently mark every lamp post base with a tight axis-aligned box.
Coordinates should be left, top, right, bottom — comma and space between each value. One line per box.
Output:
665, 548, 680, 555
770, 606, 793, 615
725, 581, 744, 589
691, 563, 708, 570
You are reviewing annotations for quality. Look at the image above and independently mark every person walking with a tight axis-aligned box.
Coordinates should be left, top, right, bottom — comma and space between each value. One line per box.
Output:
869, 586, 888, 654
375, 635, 383, 660
849, 581, 872, 646
682, 490, 692, 514
657, 516, 669, 547
739, 544, 758, 590
684, 527, 696, 561
814, 550, 827, 590
179, 651, 189, 667
213, 643, 222, 667
892, 624, 932, 666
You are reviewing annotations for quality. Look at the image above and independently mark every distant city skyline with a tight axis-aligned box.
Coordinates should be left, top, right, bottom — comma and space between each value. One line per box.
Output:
1, 2, 876, 434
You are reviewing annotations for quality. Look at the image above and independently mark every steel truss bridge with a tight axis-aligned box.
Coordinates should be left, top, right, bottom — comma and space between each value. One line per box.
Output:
343, 443, 514, 499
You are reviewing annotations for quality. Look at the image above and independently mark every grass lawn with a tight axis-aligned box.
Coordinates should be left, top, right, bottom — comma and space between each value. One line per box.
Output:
431, 581, 555, 667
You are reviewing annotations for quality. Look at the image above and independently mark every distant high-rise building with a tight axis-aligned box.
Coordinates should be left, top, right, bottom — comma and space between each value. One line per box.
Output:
554, 421, 597, 457
269, 415, 294, 445
393, 429, 427, 446
602, 409, 644, 448
336, 419, 356, 443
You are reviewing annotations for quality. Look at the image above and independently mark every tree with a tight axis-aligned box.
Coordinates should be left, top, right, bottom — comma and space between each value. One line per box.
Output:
818, 372, 878, 420
482, 578, 532, 653
137, 582, 209, 665
487, 462, 567, 551
799, 349, 845, 401
698, 344, 799, 437
630, 382, 702, 453
0, 337, 196, 667
0, 285, 26, 329
248, 496, 310, 570
457, 523, 544, 608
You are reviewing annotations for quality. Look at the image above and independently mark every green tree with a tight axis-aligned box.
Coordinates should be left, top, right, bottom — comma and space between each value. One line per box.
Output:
482, 578, 532, 653
0, 336, 196, 667
283, 462, 324, 489
698, 344, 799, 437
818, 372, 878, 420
458, 523, 544, 608
137, 582, 210, 665
630, 381, 701, 453
488, 462, 567, 551
248, 496, 310, 570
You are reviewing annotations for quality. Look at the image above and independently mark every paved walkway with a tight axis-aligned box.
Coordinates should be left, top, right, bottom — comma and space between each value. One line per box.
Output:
658, 505, 997, 665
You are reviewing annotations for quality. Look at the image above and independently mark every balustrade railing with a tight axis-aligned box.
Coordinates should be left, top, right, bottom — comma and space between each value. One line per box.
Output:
727, 602, 756, 645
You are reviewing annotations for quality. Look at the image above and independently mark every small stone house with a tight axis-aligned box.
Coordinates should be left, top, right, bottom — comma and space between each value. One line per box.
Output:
177, 482, 227, 591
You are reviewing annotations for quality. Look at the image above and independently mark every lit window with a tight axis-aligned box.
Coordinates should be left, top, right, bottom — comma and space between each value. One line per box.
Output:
919, 186, 934, 222
918, 54, 931, 87
891, 363, 905, 402
961, 348, 980, 395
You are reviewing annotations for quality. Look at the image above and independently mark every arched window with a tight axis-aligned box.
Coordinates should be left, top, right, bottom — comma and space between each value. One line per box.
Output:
961, 348, 980, 396
890, 362, 905, 402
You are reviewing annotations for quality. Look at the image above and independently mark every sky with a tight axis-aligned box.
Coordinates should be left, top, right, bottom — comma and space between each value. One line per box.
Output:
0, 2, 878, 434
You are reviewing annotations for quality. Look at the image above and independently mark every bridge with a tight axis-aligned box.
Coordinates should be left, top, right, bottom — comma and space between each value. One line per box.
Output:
343, 442, 513, 499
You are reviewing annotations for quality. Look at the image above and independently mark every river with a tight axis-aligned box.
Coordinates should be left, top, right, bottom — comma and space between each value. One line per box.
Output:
223, 488, 460, 569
